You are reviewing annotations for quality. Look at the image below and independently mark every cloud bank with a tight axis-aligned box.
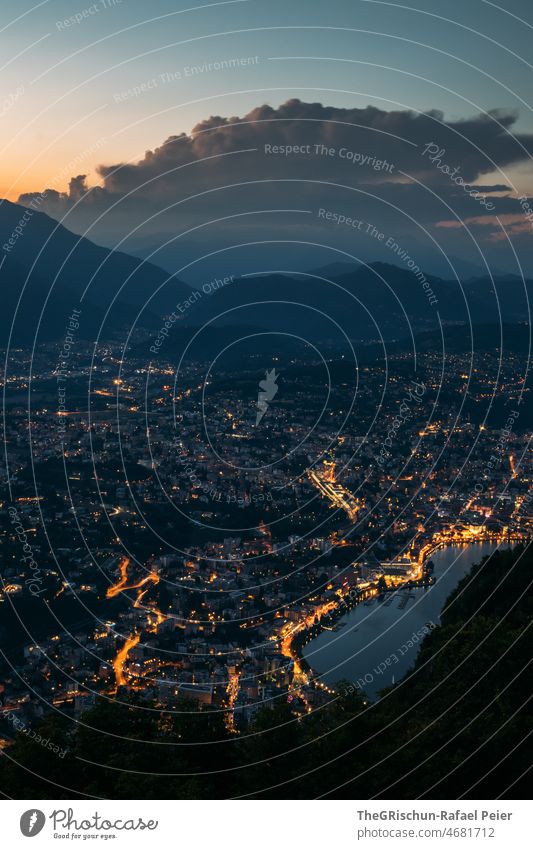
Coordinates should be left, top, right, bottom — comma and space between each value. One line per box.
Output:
17, 99, 533, 276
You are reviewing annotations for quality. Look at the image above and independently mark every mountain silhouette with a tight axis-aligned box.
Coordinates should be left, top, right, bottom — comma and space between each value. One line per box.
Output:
0, 199, 190, 346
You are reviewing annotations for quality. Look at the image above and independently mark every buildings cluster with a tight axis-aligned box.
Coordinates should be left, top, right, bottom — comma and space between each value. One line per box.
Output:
1, 339, 531, 742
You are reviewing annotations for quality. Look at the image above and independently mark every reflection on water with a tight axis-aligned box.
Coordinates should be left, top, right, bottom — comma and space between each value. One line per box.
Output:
303, 542, 502, 699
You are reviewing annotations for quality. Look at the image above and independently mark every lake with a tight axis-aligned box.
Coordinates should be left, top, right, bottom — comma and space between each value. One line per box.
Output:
302, 542, 504, 699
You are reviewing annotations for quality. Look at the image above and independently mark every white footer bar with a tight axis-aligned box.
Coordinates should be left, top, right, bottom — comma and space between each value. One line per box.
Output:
4, 799, 530, 847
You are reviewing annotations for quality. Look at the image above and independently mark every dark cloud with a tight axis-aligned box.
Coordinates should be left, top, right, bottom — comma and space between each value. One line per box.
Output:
15, 99, 533, 275
92, 100, 533, 195
68, 175, 89, 200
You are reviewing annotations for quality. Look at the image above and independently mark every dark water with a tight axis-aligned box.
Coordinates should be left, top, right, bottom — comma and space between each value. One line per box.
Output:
303, 542, 502, 699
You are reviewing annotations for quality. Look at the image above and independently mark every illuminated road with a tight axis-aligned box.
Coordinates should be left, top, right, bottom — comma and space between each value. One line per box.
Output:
280, 599, 340, 683
113, 633, 140, 688
107, 558, 163, 689
308, 462, 361, 521
106, 557, 159, 599
106, 556, 130, 597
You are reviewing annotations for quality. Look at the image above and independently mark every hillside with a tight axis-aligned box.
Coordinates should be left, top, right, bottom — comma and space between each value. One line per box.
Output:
0, 199, 191, 346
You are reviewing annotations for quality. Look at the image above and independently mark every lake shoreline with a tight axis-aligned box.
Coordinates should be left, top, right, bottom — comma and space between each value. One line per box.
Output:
300, 541, 513, 699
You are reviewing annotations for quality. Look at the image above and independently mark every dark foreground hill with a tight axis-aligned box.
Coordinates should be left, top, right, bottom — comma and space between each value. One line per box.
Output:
1, 543, 530, 799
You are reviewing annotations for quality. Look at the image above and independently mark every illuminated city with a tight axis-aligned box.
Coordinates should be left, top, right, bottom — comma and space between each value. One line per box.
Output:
0, 0, 532, 814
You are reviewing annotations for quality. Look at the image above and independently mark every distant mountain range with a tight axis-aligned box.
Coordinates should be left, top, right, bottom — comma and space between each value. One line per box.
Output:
182, 262, 532, 344
127, 238, 515, 283
1, 199, 530, 349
